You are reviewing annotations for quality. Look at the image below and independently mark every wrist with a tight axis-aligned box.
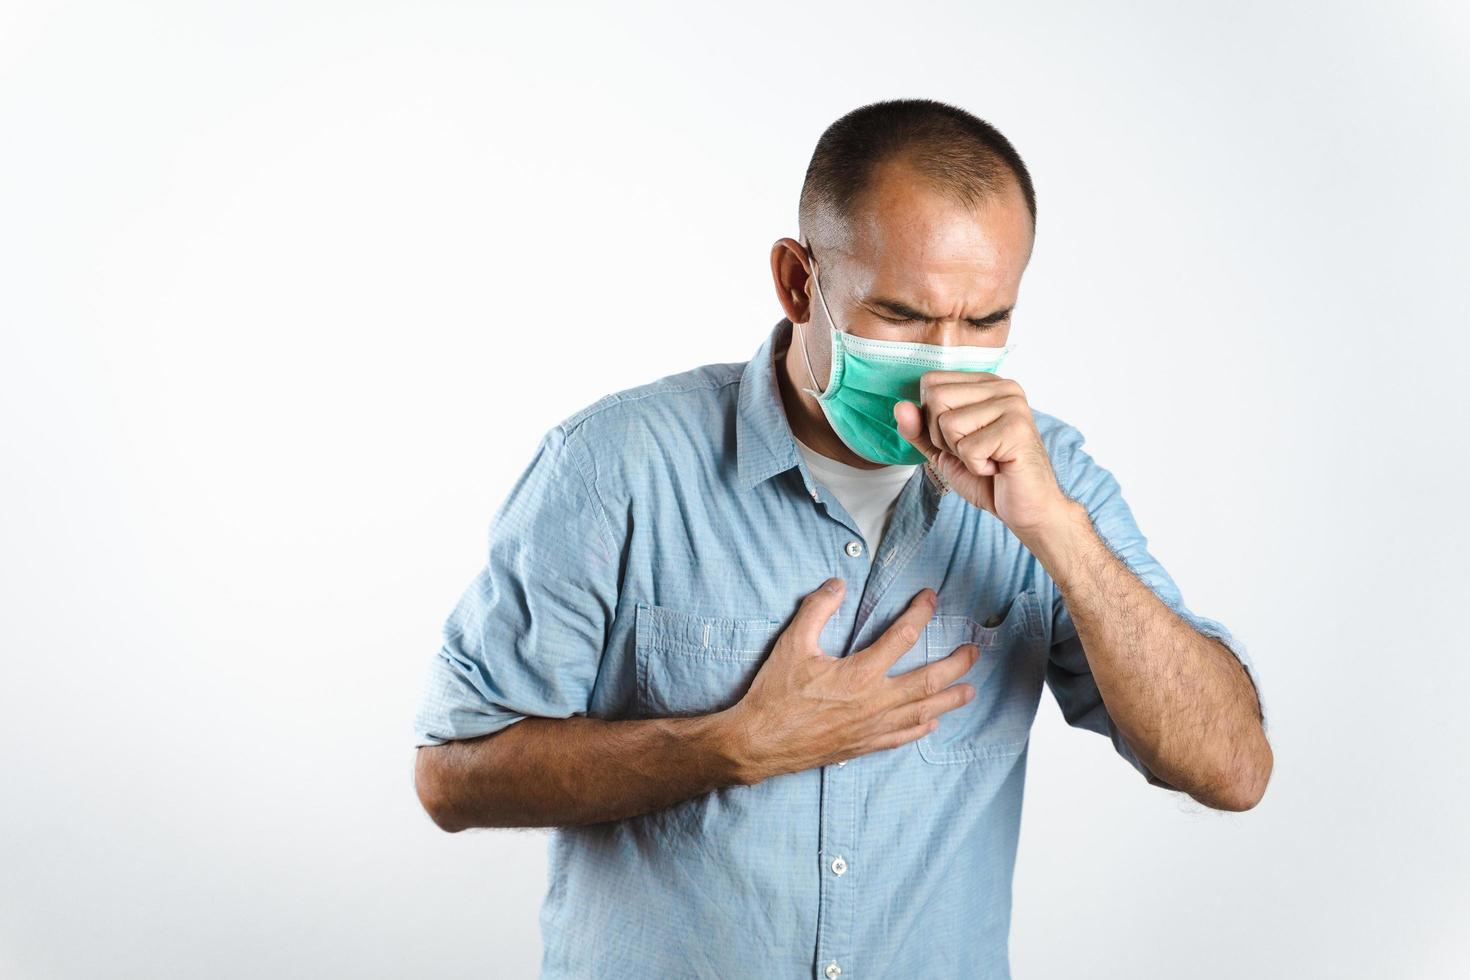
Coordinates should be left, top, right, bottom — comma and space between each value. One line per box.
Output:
1016, 496, 1097, 587
707, 705, 765, 787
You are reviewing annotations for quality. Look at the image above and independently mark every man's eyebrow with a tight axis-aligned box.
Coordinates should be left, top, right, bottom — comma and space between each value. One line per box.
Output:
866, 296, 1013, 325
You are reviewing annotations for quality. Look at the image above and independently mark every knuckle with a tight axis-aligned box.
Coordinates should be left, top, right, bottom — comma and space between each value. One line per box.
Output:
847, 658, 878, 687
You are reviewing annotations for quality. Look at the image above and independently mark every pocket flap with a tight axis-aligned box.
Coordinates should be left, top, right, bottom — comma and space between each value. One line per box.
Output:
634, 602, 782, 660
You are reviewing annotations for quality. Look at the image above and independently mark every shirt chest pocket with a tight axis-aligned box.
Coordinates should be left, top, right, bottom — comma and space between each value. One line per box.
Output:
633, 601, 783, 717
916, 588, 1048, 765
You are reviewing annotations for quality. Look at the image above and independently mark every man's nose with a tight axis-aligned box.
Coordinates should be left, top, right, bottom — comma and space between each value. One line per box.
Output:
921, 321, 967, 347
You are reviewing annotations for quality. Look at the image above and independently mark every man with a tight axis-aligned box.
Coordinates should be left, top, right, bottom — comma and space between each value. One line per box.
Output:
412, 98, 1271, 979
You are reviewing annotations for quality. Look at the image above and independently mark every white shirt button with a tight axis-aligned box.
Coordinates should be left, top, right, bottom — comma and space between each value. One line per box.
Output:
844, 540, 863, 558
825, 961, 842, 979
836, 759, 847, 767
831, 856, 847, 876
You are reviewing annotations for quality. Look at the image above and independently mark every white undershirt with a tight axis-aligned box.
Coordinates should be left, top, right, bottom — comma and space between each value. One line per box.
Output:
793, 436, 918, 557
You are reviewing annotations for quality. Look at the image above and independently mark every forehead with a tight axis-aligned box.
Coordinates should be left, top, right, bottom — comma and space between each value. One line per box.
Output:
839, 160, 1033, 293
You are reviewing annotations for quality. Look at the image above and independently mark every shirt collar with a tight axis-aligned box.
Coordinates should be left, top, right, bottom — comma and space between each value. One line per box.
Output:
735, 318, 803, 492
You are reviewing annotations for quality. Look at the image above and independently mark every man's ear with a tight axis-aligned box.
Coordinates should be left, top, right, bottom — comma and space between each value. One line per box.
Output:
769, 238, 814, 325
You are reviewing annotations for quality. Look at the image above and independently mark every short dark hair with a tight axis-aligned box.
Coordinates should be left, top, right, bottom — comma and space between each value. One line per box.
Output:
798, 98, 1036, 245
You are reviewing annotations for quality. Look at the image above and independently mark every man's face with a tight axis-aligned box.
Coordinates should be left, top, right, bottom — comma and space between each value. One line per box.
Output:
800, 160, 1034, 389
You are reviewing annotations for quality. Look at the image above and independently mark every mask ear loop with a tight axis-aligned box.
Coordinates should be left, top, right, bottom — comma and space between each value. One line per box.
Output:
793, 323, 824, 399
794, 249, 836, 398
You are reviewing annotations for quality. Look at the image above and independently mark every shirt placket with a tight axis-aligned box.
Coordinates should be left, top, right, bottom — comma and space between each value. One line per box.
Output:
799, 462, 947, 980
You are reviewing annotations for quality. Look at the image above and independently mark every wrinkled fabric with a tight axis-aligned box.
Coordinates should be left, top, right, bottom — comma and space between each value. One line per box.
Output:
412, 317, 1266, 980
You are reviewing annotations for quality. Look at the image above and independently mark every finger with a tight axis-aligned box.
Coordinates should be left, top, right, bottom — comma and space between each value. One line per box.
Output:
876, 678, 977, 736
894, 401, 942, 463
954, 416, 1029, 473
864, 716, 940, 753
896, 408, 971, 488
923, 379, 1017, 455
786, 577, 846, 653
890, 643, 980, 705
954, 426, 1003, 474
919, 370, 1010, 402
919, 369, 1009, 385
933, 400, 1008, 458
850, 588, 937, 673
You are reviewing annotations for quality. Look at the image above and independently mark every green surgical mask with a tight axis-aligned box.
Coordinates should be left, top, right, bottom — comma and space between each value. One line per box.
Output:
793, 250, 1014, 465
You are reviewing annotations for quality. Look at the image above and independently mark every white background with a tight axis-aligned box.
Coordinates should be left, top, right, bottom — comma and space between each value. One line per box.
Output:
3, 2, 1467, 977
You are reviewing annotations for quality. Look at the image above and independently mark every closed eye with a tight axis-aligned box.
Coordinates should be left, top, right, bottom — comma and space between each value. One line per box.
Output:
877, 313, 1010, 329
868, 297, 1013, 329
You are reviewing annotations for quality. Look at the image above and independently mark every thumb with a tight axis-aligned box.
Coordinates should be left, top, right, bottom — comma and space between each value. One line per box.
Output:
896, 400, 968, 486
894, 401, 942, 464
787, 577, 846, 654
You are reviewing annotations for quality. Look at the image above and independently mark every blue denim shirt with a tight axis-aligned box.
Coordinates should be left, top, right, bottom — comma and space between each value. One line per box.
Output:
413, 317, 1265, 979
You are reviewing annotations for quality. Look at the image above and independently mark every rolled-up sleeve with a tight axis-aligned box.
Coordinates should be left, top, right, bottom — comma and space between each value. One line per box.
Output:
1043, 424, 1267, 789
412, 422, 620, 748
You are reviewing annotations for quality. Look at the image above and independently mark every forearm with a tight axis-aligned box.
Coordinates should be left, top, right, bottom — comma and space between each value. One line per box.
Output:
1021, 499, 1271, 810
416, 710, 748, 832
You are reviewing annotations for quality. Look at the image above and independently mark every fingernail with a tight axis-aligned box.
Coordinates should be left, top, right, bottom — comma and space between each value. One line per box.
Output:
824, 578, 844, 593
